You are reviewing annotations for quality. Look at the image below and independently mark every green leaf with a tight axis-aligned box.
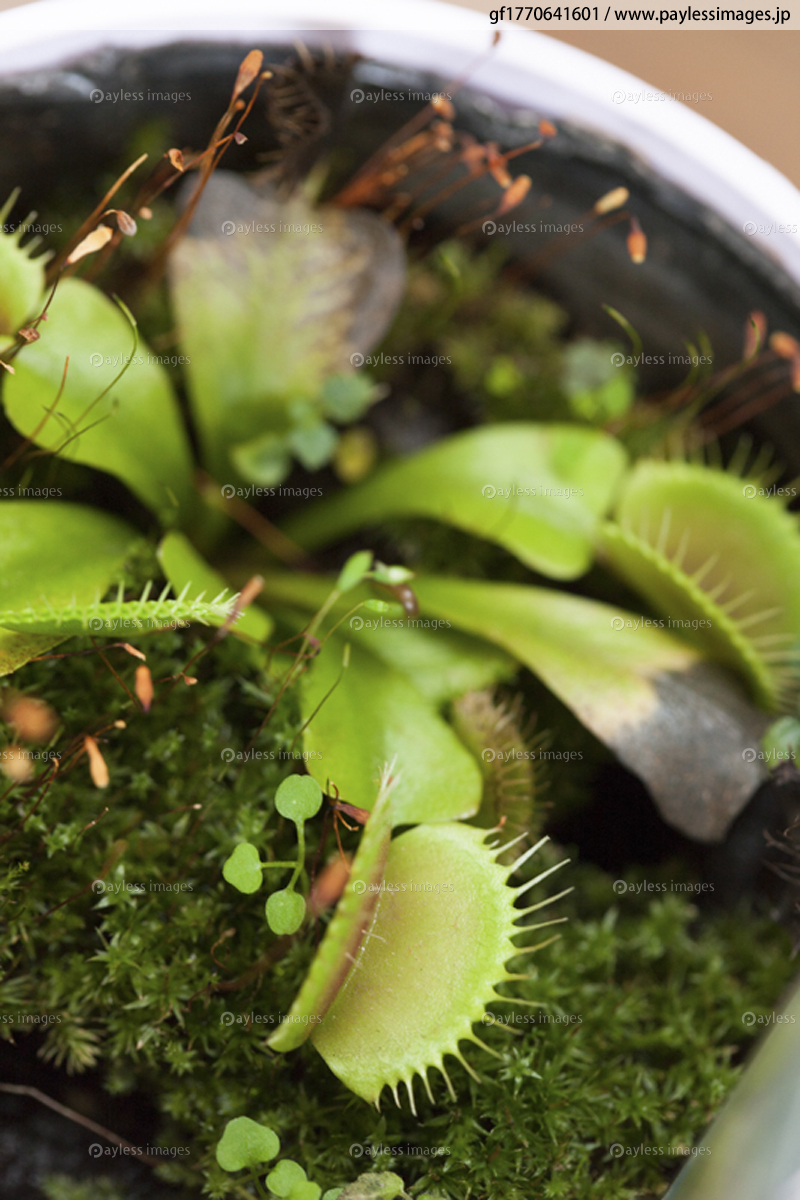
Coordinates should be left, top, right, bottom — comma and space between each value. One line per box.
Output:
157, 531, 272, 643
168, 172, 405, 478
266, 1160, 307, 1197
599, 460, 800, 710
287, 421, 338, 472
230, 431, 291, 487
289, 1183, 321, 1200
2, 278, 195, 523
274, 775, 323, 823
562, 340, 633, 423
0, 588, 238, 636
262, 571, 515, 706
222, 843, 263, 894
266, 888, 306, 936
336, 551, 374, 595
413, 576, 768, 842
215, 1117, 280, 1173
290, 1184, 321, 1200
282, 424, 627, 580
0, 500, 138, 676
301, 633, 482, 826
761, 716, 800, 767
310, 825, 566, 1108
320, 373, 380, 423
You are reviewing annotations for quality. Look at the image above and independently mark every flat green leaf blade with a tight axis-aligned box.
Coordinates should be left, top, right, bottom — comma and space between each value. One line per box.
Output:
157, 531, 272, 643
301, 633, 482, 826
413, 576, 768, 842
0, 499, 138, 676
0, 594, 238, 636
2, 278, 195, 522
261, 570, 515, 705
0, 629, 62, 677
283, 424, 628, 580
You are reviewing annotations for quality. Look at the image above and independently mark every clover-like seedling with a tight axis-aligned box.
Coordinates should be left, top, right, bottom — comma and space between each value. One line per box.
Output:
222, 774, 323, 935
216, 1119, 324, 1200
222, 842, 263, 894
266, 888, 307, 936
267, 1159, 323, 1200
216, 1116, 280, 1174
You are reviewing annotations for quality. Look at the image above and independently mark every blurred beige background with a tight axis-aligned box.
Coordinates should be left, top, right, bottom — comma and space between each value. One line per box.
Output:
0, 0, 797, 187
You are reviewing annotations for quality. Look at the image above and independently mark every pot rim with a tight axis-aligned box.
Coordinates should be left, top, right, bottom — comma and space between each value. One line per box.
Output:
1, 0, 800, 290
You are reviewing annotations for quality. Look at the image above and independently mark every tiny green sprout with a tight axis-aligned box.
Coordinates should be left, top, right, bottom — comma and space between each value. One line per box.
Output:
288, 1183, 321, 1200
321, 1191, 343, 1200
266, 887, 307, 936
267, 1159, 307, 1196
369, 562, 415, 587
222, 776, 322, 934
215, 1116, 280, 1173
275, 774, 323, 823
336, 550, 374, 594
222, 842, 264, 894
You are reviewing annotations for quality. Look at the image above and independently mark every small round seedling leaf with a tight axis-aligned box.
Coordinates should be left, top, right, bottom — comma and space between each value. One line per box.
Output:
290, 1183, 322, 1200
336, 550, 374, 594
321, 1190, 343, 1200
266, 888, 306, 935
215, 1117, 279, 1172
222, 843, 263, 894
267, 1159, 307, 1196
275, 775, 323, 822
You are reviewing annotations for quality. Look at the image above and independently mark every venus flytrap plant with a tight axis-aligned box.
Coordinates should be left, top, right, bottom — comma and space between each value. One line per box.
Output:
265, 765, 572, 1111
598, 457, 800, 711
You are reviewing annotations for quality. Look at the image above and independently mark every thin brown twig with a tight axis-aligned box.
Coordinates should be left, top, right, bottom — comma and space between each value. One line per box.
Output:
0, 1083, 164, 1167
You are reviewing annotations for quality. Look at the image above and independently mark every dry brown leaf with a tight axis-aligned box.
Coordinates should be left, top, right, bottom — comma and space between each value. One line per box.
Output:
84, 735, 109, 788
66, 225, 113, 264
594, 186, 629, 215
232, 49, 264, 100
134, 665, 154, 713
497, 175, 531, 216
120, 643, 146, 662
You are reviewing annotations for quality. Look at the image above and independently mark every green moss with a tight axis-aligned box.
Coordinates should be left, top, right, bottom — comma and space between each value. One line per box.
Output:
0, 630, 795, 1199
